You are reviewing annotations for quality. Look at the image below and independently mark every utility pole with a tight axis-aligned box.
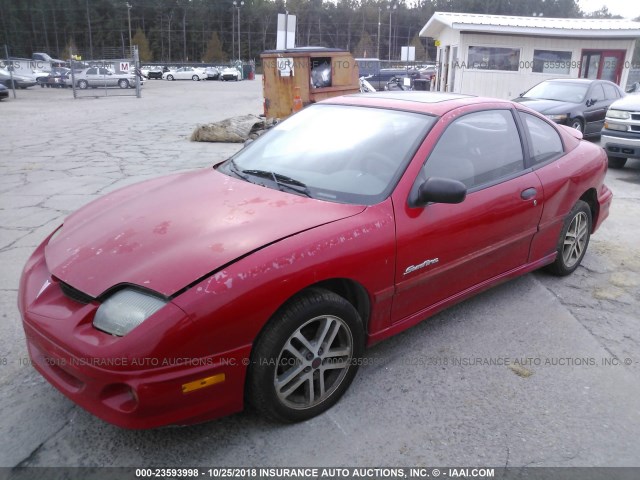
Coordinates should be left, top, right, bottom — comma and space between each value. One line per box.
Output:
233, 1, 244, 61
126, 2, 132, 56
388, 4, 396, 61
86, 0, 93, 59
377, 7, 381, 59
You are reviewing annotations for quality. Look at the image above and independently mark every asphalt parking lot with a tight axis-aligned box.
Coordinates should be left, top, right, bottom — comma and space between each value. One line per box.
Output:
1, 79, 639, 468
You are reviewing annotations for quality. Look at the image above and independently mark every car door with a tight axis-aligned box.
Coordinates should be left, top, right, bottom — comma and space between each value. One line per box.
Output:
84, 68, 97, 86
583, 83, 607, 135
391, 107, 543, 323
98, 68, 113, 86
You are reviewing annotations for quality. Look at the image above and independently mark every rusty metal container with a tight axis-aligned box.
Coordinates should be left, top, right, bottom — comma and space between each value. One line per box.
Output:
260, 48, 360, 119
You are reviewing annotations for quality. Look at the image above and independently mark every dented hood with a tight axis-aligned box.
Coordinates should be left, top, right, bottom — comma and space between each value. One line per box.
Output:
45, 168, 365, 297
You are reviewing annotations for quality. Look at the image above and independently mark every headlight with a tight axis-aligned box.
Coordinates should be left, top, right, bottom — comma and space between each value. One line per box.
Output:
93, 288, 167, 336
604, 122, 628, 132
544, 114, 568, 122
606, 109, 630, 120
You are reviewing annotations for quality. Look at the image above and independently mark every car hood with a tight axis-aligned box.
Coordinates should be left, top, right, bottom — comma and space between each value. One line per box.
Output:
45, 168, 365, 298
512, 97, 577, 114
608, 94, 638, 111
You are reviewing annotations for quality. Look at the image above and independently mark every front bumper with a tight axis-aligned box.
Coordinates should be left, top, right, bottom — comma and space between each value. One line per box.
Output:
19, 236, 249, 429
601, 131, 640, 159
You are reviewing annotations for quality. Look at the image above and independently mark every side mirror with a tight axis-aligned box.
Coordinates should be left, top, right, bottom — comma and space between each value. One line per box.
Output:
415, 177, 467, 206
519, 92, 524, 97
586, 98, 596, 107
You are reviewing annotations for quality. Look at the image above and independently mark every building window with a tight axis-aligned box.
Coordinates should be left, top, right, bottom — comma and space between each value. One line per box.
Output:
467, 46, 520, 71
533, 50, 572, 74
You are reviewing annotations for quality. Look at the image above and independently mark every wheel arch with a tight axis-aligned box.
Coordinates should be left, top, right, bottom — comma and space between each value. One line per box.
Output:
579, 188, 599, 232
311, 278, 371, 331
255, 277, 371, 341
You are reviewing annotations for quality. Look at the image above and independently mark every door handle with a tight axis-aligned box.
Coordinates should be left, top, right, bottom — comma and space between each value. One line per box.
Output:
521, 187, 537, 200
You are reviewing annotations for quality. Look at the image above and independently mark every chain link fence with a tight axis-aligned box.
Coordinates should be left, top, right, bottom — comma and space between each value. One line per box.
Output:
70, 47, 141, 98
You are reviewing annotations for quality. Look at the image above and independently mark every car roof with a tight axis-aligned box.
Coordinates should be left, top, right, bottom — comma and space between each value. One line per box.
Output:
321, 91, 514, 116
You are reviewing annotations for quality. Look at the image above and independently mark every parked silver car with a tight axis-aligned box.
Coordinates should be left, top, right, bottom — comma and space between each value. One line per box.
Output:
72, 67, 138, 89
0, 69, 37, 89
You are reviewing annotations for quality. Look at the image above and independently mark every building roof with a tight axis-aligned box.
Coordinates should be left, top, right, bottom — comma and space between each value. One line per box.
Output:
420, 12, 640, 39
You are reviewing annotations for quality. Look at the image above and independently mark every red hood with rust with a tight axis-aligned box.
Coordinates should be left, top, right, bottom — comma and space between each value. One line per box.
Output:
45, 168, 365, 297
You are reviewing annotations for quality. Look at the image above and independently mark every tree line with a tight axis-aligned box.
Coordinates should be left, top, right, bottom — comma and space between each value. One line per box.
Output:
0, 0, 628, 64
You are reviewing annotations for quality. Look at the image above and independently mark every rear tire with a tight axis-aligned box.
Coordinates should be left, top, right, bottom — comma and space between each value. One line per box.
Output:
607, 156, 627, 169
246, 288, 364, 423
192, 75, 199, 81
166, 74, 174, 81
546, 200, 592, 276
118, 79, 129, 89
77, 79, 88, 89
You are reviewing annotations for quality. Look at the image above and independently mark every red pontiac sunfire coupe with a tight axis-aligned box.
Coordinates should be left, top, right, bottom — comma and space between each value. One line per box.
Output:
19, 92, 612, 429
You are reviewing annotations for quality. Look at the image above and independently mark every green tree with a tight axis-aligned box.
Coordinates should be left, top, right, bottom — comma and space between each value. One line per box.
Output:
353, 32, 375, 58
202, 31, 226, 62
409, 34, 428, 62
60, 38, 79, 60
583, 6, 622, 18
132, 28, 154, 62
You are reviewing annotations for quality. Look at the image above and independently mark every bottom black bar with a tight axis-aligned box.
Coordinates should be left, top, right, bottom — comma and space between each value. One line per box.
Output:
1, 467, 639, 480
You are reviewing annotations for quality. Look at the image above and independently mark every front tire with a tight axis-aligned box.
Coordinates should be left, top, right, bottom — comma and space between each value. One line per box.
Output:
192, 75, 199, 81
608, 156, 627, 169
247, 289, 364, 423
77, 79, 88, 89
569, 118, 584, 133
546, 200, 592, 276
166, 74, 174, 81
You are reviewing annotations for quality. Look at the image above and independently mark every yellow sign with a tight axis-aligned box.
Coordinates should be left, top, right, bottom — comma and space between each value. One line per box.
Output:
435, 40, 441, 47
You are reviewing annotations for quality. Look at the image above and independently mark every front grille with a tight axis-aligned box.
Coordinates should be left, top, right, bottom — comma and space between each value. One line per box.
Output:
59, 281, 94, 304
631, 113, 640, 121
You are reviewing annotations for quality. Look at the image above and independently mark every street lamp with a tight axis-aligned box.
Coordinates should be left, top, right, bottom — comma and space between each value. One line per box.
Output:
387, 3, 397, 61
233, 0, 244, 61
126, 2, 132, 55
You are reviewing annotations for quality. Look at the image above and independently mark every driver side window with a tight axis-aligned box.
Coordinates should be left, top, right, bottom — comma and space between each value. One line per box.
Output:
422, 109, 524, 189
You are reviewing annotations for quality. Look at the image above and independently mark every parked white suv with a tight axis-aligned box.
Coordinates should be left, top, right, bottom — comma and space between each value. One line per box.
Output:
601, 94, 640, 169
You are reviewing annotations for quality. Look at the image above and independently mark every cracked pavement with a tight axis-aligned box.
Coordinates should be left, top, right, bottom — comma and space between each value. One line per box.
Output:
1, 81, 639, 468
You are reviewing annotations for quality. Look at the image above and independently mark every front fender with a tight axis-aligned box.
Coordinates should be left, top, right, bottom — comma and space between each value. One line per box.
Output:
170, 199, 397, 358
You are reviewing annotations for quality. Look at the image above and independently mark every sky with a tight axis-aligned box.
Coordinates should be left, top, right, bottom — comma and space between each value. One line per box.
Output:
577, 0, 640, 19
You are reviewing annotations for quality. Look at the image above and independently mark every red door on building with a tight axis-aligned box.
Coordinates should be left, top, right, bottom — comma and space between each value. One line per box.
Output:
580, 50, 625, 84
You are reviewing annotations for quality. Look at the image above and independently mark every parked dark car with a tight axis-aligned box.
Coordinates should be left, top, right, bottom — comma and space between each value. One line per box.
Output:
40, 67, 70, 88
0, 83, 8, 100
513, 79, 624, 137
361, 69, 409, 91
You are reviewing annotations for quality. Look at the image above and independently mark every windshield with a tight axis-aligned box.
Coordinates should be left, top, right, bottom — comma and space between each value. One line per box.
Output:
524, 82, 589, 103
218, 104, 435, 205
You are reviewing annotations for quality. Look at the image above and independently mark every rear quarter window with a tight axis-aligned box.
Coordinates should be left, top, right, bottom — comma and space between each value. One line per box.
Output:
522, 113, 564, 164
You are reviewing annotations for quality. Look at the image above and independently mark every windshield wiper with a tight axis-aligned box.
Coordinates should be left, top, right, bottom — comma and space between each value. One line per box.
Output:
226, 159, 252, 182
242, 169, 312, 198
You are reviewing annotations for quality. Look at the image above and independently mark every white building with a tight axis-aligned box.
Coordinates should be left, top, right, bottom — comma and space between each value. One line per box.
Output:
419, 12, 640, 98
